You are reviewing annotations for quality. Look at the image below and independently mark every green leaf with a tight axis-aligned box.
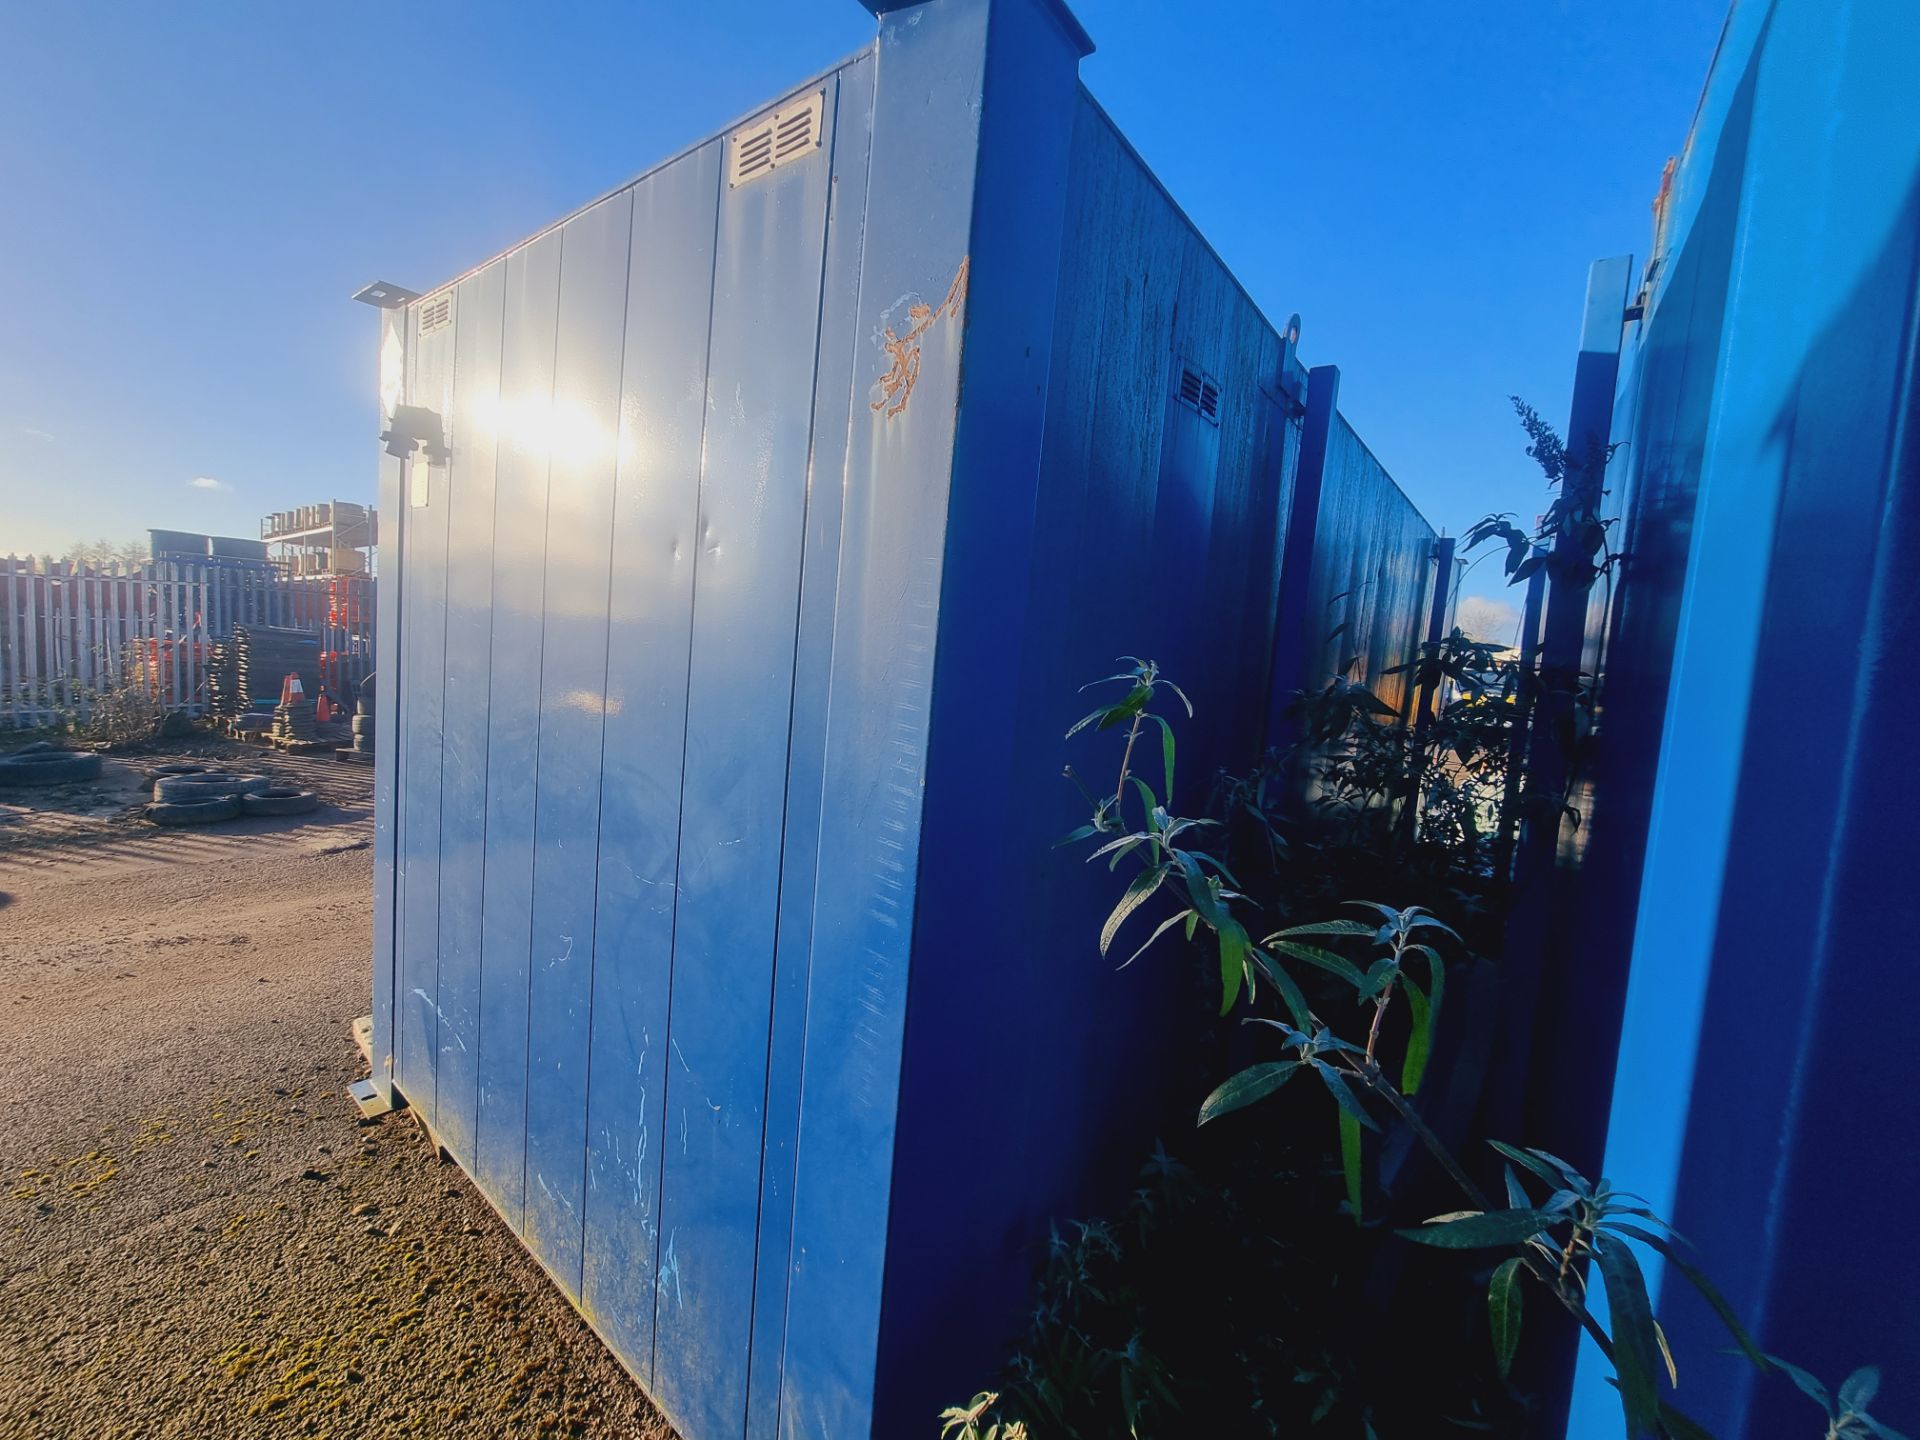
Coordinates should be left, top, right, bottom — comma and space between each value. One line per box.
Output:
1118, 908, 1195, 970
1065, 707, 1109, 739
1311, 1060, 1378, 1132
1096, 684, 1152, 729
1397, 1207, 1562, 1249
1343, 900, 1406, 926
1250, 950, 1316, 1030
1198, 1061, 1299, 1125
1100, 865, 1167, 957
1411, 943, 1445, 1028
1402, 980, 1433, 1095
1053, 822, 1101, 848
1175, 852, 1228, 928
1656, 1400, 1718, 1440
1488, 1257, 1524, 1378
1486, 1140, 1589, 1194
1761, 1354, 1833, 1416
1339, 1107, 1364, 1221
1149, 713, 1176, 801
1162, 679, 1194, 717
1266, 939, 1366, 988
1359, 956, 1399, 1000
1863, 1414, 1916, 1440
1604, 1221, 1763, 1368
1504, 1164, 1531, 1211
1217, 917, 1251, 1015
1087, 831, 1149, 863
1269, 919, 1377, 939
1840, 1368, 1881, 1413
1404, 912, 1463, 941
1594, 1236, 1664, 1438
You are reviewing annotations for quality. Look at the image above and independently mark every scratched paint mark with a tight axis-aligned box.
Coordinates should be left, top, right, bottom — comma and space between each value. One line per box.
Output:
410, 987, 468, 1051
658, 1228, 685, 1310
535, 1169, 577, 1216
871, 256, 970, 420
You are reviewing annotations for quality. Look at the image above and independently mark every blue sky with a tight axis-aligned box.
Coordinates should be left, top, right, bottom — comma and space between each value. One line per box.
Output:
0, 0, 1724, 625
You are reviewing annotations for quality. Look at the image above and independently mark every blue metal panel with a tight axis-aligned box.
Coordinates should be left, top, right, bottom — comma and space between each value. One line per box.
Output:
743, 51, 875, 1440
1570, 1, 1920, 1434
394, 300, 456, 1107
580, 140, 723, 1391
522, 192, 635, 1290
434, 259, 508, 1167
473, 228, 563, 1232
649, 75, 837, 1440
773, 3, 1001, 1428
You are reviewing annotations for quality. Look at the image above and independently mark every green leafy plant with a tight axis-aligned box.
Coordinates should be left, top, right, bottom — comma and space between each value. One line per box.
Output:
943, 650, 1905, 1439
1058, 658, 1254, 1015
1765, 1361, 1910, 1440
940, 1392, 1029, 1440
1464, 397, 1622, 597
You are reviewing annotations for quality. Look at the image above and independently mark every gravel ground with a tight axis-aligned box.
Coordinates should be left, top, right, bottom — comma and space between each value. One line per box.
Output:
0, 742, 677, 1439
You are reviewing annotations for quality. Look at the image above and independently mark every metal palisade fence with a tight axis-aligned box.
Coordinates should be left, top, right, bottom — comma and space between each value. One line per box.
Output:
0, 554, 376, 729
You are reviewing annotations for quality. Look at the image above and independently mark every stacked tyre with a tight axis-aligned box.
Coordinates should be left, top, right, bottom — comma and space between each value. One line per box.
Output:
350, 672, 375, 757
147, 771, 268, 826
0, 746, 103, 787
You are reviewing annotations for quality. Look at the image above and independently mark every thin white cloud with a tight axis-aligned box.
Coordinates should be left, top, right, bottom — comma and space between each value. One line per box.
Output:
19, 426, 54, 442
189, 475, 230, 492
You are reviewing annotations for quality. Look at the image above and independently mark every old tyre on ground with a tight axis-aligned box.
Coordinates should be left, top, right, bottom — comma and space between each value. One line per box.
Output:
148, 762, 209, 780
152, 773, 270, 804
147, 795, 242, 826
239, 787, 319, 818
0, 751, 104, 786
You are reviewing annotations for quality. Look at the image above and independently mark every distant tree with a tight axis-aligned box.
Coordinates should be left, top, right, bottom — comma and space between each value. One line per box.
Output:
1454, 594, 1523, 648
63, 537, 148, 568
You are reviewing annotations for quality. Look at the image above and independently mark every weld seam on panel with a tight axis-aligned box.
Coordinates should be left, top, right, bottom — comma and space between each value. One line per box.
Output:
519, 227, 569, 1233
468, 275, 511, 1178
769, 44, 886, 1438
571, 193, 641, 1299
648, 160, 730, 1388
739, 72, 852, 1437
426, 312, 462, 1124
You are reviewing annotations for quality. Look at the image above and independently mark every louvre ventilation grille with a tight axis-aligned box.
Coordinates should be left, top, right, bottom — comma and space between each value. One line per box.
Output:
1177, 365, 1221, 424
417, 291, 453, 336
730, 90, 825, 187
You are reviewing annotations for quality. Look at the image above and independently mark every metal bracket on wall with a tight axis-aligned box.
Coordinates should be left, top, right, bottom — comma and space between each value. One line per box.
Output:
348, 1015, 402, 1118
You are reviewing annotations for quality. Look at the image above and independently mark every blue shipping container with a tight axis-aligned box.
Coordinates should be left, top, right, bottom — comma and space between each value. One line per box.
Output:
366, 1, 1440, 1435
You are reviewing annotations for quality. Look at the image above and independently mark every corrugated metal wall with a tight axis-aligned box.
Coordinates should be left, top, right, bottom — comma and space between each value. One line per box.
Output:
378, 55, 879, 1440
1301, 416, 1436, 714
371, 3, 1441, 1435
872, 82, 1446, 1427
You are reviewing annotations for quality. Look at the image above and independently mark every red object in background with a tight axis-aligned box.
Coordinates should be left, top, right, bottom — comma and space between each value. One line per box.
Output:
315, 690, 333, 724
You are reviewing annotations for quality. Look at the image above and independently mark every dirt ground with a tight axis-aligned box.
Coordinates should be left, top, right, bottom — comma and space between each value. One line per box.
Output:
0, 739, 676, 1439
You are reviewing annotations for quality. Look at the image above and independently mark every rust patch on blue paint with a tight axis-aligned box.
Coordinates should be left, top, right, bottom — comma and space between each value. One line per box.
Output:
871, 256, 969, 419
